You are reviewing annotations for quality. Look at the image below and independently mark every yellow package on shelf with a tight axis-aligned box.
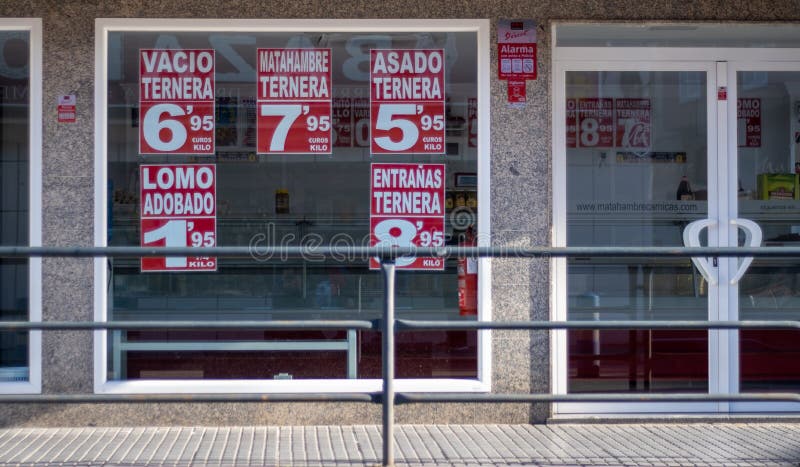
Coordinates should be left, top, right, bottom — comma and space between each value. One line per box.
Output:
756, 173, 799, 200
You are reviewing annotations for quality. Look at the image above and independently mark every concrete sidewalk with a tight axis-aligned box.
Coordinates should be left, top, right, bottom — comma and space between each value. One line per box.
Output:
0, 423, 798, 466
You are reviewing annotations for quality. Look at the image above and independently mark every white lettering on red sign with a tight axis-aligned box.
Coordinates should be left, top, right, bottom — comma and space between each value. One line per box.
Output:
370, 163, 445, 271
577, 98, 614, 148
370, 49, 446, 154
139, 49, 215, 155
507, 80, 526, 107
566, 98, 577, 148
333, 97, 353, 147
467, 98, 478, 148
140, 164, 217, 272
737, 98, 761, 148
256, 48, 332, 154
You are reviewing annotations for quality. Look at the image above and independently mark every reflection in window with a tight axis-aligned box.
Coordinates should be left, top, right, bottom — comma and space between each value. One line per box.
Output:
565, 71, 709, 393
737, 70, 800, 392
0, 31, 30, 382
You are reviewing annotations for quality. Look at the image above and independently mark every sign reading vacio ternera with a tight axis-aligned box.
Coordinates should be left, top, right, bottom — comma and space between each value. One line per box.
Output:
256, 48, 332, 154
139, 49, 216, 155
370, 163, 446, 271
370, 49, 446, 154
140, 164, 217, 272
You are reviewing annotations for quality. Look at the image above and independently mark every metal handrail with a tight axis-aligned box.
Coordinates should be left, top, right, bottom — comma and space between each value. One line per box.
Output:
0, 320, 374, 330
396, 319, 800, 330
396, 393, 800, 403
3, 245, 800, 257
4, 319, 799, 331
2, 246, 800, 466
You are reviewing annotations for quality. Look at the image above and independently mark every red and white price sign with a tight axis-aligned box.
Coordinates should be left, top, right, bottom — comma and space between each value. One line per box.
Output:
507, 80, 526, 106
577, 98, 613, 148
615, 98, 651, 149
566, 98, 577, 148
738, 98, 761, 147
257, 48, 332, 154
139, 49, 215, 155
353, 97, 370, 147
140, 164, 217, 272
467, 98, 478, 148
370, 49, 446, 154
370, 163, 446, 270
333, 97, 353, 147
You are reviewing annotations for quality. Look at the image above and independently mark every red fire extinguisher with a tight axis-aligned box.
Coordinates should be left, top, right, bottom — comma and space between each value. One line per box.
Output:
457, 226, 478, 316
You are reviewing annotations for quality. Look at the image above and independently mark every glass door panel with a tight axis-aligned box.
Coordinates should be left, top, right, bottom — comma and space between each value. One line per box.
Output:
566, 70, 709, 393
736, 69, 800, 392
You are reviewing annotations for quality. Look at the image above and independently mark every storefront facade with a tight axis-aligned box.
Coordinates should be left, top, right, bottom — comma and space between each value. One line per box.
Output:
0, 1, 799, 426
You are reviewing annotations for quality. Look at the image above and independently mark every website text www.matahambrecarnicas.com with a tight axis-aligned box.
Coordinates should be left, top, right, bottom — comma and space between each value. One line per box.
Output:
575, 201, 700, 213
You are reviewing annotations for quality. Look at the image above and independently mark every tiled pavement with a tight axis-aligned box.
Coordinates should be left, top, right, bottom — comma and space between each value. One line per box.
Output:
0, 424, 799, 466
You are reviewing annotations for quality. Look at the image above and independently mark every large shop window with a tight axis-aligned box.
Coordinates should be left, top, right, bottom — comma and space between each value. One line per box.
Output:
96, 20, 489, 392
0, 20, 42, 394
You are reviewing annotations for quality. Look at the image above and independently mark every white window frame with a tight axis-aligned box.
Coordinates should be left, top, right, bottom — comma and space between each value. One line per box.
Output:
93, 18, 491, 394
0, 18, 43, 395
551, 58, 722, 416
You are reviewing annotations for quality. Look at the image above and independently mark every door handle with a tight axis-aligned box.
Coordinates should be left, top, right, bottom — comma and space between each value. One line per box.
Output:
729, 218, 762, 285
682, 219, 718, 286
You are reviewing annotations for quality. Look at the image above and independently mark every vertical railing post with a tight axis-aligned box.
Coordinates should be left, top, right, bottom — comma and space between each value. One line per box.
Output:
381, 259, 396, 466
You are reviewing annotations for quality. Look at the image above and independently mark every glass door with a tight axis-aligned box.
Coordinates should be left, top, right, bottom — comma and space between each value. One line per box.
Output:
554, 23, 800, 416
560, 63, 720, 412
730, 63, 800, 411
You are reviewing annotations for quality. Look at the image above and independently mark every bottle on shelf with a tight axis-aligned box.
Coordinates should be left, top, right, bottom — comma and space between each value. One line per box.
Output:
455, 191, 466, 208
275, 188, 290, 214
676, 176, 694, 201
466, 191, 477, 209
445, 191, 454, 211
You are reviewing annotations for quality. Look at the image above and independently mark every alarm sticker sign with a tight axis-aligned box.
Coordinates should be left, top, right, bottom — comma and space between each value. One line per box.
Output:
370, 49, 446, 154
140, 164, 217, 272
370, 163, 445, 270
57, 94, 76, 123
256, 48, 332, 154
497, 19, 537, 81
139, 49, 215, 155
